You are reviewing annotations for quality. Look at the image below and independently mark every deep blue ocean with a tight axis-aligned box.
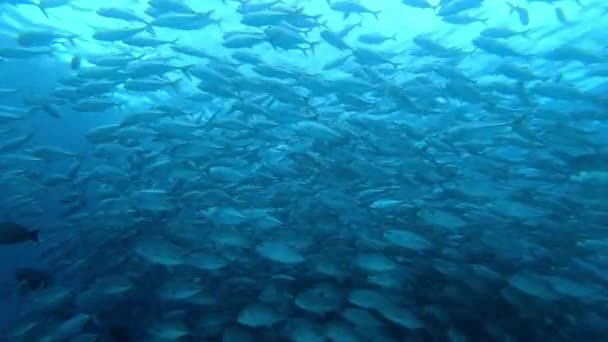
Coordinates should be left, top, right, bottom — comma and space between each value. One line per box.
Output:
1, 0, 607, 340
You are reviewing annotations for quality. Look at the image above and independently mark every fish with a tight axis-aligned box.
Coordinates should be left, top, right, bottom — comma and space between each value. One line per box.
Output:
15, 267, 51, 293
327, 0, 382, 20
151, 11, 221, 30
0, 222, 39, 245
92, 26, 154, 42
16, 30, 77, 47
401, 0, 438, 11
0, 47, 53, 59
437, 0, 485, 17
480, 27, 528, 39
0, 0, 607, 340
96, 7, 149, 23
357, 32, 398, 44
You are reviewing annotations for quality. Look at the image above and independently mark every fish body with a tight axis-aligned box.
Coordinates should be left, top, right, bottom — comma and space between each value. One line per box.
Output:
401, 0, 437, 10
96, 7, 148, 23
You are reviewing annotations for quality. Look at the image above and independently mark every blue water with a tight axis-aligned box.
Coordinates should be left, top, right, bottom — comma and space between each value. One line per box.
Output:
1, 0, 608, 340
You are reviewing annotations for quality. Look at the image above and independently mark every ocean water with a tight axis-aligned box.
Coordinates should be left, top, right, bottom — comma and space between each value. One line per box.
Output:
0, 0, 607, 340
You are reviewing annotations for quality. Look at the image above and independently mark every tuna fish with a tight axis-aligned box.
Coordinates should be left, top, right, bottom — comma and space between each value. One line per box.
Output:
0, 222, 39, 245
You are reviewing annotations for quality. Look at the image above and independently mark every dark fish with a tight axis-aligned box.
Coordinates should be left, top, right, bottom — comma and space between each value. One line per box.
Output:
0, 222, 39, 245
107, 325, 134, 342
70, 55, 81, 70
15, 267, 51, 293
507, 2, 529, 26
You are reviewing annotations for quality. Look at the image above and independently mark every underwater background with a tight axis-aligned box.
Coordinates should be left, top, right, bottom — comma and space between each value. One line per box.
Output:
1, 0, 608, 340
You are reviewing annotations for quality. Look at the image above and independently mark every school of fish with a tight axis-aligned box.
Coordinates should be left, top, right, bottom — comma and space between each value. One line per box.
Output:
0, 0, 607, 340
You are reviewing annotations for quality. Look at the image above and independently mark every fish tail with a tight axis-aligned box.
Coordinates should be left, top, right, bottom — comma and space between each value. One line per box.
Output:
169, 78, 182, 94
506, 2, 515, 13
311, 14, 323, 23
27, 106, 42, 119
510, 111, 533, 130
30, 230, 39, 242
37, 5, 49, 19
144, 23, 156, 36
133, 53, 147, 61
391, 32, 398, 41
46, 105, 62, 119
373, 10, 382, 21
309, 41, 321, 55
181, 64, 195, 81
67, 35, 78, 46
214, 18, 223, 30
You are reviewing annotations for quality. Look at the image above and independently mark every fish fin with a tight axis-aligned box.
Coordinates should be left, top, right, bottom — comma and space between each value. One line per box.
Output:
214, 18, 223, 30
510, 111, 534, 132
30, 230, 39, 242
43, 104, 62, 119
144, 23, 156, 36
66, 35, 78, 46
553, 73, 563, 83
181, 64, 195, 81
309, 41, 321, 55
37, 5, 49, 19
26, 106, 41, 118
506, 2, 516, 14
133, 53, 147, 61
169, 78, 182, 94
310, 14, 323, 23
